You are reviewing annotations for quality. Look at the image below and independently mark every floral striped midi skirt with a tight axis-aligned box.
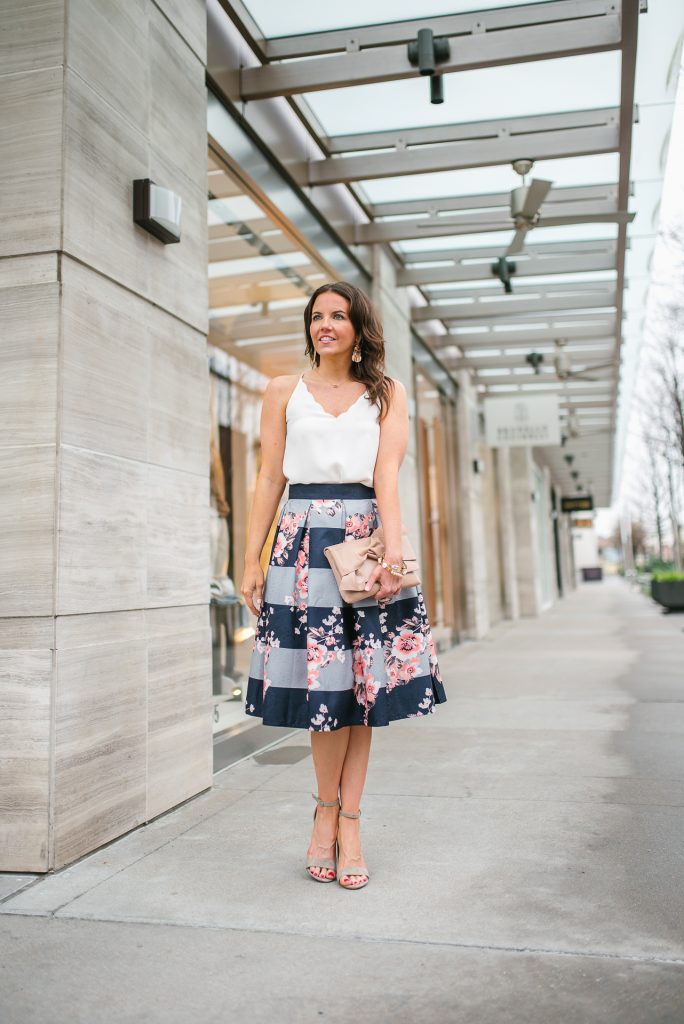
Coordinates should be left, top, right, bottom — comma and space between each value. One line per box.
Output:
245, 482, 447, 732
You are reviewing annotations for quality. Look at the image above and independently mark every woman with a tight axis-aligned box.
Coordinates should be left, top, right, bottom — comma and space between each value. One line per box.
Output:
241, 282, 447, 890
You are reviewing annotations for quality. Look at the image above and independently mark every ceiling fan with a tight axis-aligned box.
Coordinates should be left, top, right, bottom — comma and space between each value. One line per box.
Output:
553, 339, 615, 382
504, 159, 553, 255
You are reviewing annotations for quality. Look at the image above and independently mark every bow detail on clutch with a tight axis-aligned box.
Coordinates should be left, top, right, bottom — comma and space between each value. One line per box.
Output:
323, 525, 420, 604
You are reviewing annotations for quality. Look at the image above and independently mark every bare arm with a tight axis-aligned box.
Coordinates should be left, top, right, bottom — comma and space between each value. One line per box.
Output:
241, 376, 296, 614
370, 378, 409, 602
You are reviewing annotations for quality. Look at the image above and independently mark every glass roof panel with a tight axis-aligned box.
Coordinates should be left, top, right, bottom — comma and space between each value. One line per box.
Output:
247, 0, 552, 36
304, 52, 621, 135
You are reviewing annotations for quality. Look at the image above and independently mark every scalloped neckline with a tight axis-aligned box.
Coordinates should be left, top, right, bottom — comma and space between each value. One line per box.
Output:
299, 376, 368, 420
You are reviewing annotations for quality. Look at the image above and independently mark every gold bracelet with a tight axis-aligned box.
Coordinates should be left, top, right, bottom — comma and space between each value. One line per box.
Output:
380, 557, 406, 577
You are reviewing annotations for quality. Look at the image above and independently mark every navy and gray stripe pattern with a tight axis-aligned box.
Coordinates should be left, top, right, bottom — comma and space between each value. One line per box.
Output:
245, 483, 447, 731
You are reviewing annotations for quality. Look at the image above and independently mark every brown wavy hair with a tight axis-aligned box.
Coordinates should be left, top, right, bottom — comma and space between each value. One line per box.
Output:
303, 282, 395, 420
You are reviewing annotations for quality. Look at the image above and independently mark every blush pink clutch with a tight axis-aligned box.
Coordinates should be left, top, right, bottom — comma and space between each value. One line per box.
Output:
323, 525, 420, 604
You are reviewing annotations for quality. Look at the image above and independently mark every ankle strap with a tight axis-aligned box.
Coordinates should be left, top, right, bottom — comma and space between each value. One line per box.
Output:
339, 808, 361, 819
312, 792, 339, 807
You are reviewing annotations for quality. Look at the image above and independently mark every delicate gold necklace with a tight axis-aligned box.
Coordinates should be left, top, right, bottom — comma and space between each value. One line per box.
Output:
309, 372, 353, 389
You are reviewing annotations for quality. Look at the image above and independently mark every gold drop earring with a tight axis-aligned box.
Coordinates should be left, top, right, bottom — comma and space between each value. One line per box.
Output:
351, 338, 362, 363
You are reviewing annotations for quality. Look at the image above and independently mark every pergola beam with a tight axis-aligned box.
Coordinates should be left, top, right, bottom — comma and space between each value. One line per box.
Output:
348, 199, 624, 245
372, 183, 619, 218
449, 331, 615, 350
422, 281, 618, 302
241, 11, 620, 99
461, 345, 613, 369
403, 239, 619, 264
412, 291, 617, 322
327, 108, 619, 154
264, 0, 615, 59
399, 251, 616, 285
471, 373, 613, 386
310, 115, 620, 186
428, 311, 618, 337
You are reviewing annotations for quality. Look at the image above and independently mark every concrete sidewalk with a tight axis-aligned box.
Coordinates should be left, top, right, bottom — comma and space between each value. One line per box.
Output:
2, 577, 684, 1023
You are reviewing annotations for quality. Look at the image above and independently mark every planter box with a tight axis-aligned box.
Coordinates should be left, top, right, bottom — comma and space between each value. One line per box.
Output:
651, 580, 684, 611
581, 566, 603, 582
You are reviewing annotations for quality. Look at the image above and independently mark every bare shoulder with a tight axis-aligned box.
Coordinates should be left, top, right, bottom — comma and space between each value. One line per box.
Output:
263, 373, 301, 408
385, 376, 408, 408
386, 376, 407, 396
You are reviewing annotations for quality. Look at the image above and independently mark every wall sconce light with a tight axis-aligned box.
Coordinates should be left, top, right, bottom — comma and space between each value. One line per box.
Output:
133, 179, 182, 243
472, 458, 485, 474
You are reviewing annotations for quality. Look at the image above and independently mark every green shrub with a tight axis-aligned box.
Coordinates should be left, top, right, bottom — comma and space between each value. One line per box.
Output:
645, 559, 675, 574
652, 571, 684, 582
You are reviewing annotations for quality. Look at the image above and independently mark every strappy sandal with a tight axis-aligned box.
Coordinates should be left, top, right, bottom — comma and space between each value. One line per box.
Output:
305, 793, 339, 882
337, 807, 369, 890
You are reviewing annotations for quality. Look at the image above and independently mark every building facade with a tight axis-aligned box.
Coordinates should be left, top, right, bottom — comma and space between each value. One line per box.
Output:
1, 0, 578, 874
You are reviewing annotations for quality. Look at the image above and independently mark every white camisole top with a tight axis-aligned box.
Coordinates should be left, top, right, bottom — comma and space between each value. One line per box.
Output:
282, 374, 380, 488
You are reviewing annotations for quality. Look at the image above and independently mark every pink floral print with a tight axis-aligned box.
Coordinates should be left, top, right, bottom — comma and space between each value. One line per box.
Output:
271, 510, 307, 565
246, 491, 447, 731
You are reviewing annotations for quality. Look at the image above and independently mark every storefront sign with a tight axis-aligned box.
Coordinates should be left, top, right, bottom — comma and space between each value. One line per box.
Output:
562, 495, 594, 512
572, 517, 594, 528
483, 395, 561, 447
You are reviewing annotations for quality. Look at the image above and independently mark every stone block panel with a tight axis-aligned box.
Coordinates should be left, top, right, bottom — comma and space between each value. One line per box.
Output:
149, 2, 207, 191
0, 646, 52, 872
56, 447, 147, 615
0, 269, 59, 448
0, 0, 65, 75
62, 69, 150, 303
146, 464, 209, 608
148, 311, 209, 474
152, 0, 206, 63
66, 0, 149, 134
0, 67, 63, 258
62, 62, 207, 333
0, 446, 56, 617
60, 258, 148, 462
53, 617, 147, 868
146, 610, 212, 820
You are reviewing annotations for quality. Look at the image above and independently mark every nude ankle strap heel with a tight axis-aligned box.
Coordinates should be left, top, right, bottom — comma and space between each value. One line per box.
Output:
305, 793, 339, 883
337, 807, 369, 890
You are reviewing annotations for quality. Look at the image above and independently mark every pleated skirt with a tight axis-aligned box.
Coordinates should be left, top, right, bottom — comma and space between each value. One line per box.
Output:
245, 483, 447, 732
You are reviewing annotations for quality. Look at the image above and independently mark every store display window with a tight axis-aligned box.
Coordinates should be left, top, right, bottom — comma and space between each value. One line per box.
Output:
206, 143, 333, 736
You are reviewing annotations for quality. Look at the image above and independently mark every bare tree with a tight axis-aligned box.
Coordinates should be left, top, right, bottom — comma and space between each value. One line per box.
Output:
639, 217, 684, 570
645, 435, 665, 561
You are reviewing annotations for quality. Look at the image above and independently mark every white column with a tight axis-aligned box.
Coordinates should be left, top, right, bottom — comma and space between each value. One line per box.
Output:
494, 448, 521, 620
454, 371, 490, 638
510, 447, 543, 617
371, 249, 421, 545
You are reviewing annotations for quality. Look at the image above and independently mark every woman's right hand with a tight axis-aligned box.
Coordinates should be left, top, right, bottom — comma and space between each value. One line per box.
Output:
241, 562, 265, 617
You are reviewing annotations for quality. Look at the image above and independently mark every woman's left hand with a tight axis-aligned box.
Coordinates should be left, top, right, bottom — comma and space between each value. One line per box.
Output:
365, 564, 403, 603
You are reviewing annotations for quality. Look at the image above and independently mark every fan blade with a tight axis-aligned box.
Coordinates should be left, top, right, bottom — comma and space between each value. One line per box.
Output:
540, 211, 636, 227
415, 218, 502, 230
582, 361, 615, 373
506, 226, 528, 255
521, 178, 553, 219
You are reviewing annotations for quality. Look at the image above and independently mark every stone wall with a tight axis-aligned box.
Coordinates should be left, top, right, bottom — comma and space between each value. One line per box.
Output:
0, 0, 211, 872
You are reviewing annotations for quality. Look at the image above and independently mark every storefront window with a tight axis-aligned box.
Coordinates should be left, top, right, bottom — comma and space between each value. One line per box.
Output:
413, 370, 461, 642
206, 144, 332, 740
